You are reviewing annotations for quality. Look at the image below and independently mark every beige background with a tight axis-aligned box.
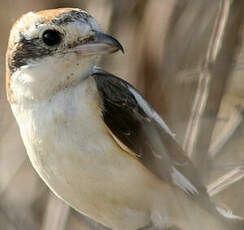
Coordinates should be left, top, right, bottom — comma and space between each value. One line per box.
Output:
0, 0, 244, 229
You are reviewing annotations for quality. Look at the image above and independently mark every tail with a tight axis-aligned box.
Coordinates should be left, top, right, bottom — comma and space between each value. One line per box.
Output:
170, 189, 244, 230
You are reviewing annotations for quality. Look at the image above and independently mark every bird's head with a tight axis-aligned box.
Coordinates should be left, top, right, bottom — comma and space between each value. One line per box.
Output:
6, 8, 123, 103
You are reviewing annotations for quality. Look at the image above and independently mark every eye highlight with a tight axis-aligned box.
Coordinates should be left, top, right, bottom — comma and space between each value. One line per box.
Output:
42, 29, 61, 46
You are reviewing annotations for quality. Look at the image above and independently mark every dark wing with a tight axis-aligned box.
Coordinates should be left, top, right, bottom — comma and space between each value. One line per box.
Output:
92, 69, 244, 230
91, 68, 242, 224
92, 69, 207, 196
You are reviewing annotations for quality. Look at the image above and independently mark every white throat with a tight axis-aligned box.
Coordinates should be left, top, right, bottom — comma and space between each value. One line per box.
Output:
10, 53, 97, 103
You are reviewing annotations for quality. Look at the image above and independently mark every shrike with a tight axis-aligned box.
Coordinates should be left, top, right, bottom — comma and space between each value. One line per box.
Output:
6, 8, 242, 230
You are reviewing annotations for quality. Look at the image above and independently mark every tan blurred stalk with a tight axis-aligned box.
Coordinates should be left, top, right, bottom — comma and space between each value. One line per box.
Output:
41, 194, 70, 230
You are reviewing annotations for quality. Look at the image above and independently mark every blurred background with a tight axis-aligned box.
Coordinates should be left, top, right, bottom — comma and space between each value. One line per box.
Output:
1, 0, 244, 229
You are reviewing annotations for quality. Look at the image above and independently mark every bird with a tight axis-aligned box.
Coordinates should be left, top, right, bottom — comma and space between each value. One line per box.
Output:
6, 8, 243, 230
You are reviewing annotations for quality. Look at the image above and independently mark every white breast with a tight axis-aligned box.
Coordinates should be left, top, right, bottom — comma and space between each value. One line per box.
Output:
11, 76, 173, 230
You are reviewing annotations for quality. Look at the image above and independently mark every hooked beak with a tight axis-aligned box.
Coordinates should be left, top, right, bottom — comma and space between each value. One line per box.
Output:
69, 31, 124, 56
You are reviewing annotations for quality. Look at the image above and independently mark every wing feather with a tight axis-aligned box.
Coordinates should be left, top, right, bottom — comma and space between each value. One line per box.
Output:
91, 68, 243, 229
92, 69, 206, 196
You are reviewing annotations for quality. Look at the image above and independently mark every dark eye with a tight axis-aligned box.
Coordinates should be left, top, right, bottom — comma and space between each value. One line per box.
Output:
42, 29, 61, 46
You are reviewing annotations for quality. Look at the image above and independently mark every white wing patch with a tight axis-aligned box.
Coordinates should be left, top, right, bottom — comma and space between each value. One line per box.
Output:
128, 87, 176, 138
171, 167, 199, 195
128, 87, 199, 196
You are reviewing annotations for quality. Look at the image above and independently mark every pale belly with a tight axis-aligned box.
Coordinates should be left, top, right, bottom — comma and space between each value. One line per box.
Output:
10, 80, 173, 230
13, 104, 233, 230
24, 128, 169, 230
10, 79, 234, 230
